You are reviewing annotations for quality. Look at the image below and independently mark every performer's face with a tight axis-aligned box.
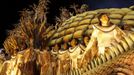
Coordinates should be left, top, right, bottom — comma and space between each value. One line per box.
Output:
100, 14, 109, 26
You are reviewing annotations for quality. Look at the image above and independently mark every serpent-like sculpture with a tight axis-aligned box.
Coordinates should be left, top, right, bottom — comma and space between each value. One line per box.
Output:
0, 0, 134, 75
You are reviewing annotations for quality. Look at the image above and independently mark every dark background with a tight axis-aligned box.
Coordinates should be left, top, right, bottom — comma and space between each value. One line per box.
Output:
0, 0, 134, 48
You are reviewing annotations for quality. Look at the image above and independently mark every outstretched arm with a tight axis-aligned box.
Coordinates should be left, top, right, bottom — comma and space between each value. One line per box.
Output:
80, 29, 98, 67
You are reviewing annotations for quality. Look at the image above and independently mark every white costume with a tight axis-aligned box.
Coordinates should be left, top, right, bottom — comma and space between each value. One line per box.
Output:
85, 24, 124, 55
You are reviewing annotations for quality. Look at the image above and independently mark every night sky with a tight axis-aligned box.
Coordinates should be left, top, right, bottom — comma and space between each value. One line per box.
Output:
0, 0, 134, 48
86, 0, 134, 10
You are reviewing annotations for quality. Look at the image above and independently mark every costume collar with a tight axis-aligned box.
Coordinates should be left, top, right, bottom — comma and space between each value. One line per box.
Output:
93, 24, 116, 33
